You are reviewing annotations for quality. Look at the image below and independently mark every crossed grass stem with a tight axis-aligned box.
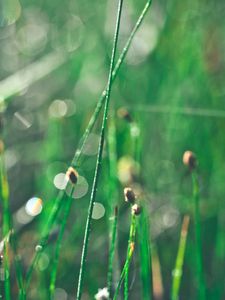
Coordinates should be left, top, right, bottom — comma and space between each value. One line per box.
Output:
18, 0, 153, 294
76, 0, 124, 298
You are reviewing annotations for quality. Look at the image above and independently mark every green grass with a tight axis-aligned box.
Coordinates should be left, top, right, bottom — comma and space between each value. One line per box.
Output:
1, 0, 225, 299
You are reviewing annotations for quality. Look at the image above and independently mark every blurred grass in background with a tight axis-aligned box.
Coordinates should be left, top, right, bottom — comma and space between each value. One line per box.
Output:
1, 0, 225, 299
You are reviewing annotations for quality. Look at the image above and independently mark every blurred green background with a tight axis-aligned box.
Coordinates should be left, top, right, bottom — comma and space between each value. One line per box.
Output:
1, 0, 225, 299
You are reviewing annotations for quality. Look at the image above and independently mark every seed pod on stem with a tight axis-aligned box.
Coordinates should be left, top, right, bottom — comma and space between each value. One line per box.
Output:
66, 167, 79, 185
131, 204, 142, 216
183, 150, 197, 171
117, 107, 133, 123
124, 187, 136, 204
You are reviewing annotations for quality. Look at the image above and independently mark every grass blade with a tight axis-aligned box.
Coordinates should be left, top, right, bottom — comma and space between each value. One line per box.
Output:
49, 188, 75, 298
0, 141, 11, 300
113, 215, 136, 300
192, 172, 206, 300
107, 206, 119, 295
138, 206, 153, 300
75, 1, 124, 298
24, 0, 153, 288
171, 215, 190, 300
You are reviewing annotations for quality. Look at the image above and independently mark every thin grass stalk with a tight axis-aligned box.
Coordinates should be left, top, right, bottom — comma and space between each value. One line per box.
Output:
24, 0, 153, 289
113, 215, 136, 300
107, 206, 119, 295
0, 147, 11, 300
25, 191, 66, 290
107, 114, 119, 295
107, 112, 118, 210
72, 0, 153, 168
76, 1, 124, 298
49, 187, 74, 298
138, 206, 153, 300
192, 172, 206, 300
124, 214, 136, 300
171, 215, 190, 300
10, 231, 25, 299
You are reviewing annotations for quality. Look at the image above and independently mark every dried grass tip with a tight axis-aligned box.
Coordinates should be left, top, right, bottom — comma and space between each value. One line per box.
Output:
0, 140, 4, 154
124, 187, 136, 204
131, 204, 142, 216
66, 167, 79, 185
183, 150, 197, 170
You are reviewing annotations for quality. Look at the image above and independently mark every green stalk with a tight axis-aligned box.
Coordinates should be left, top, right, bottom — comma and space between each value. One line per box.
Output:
171, 215, 190, 300
25, 191, 66, 291
0, 146, 11, 300
107, 113, 119, 296
76, 1, 124, 299
192, 172, 206, 300
72, 0, 153, 168
24, 0, 153, 289
113, 215, 136, 300
107, 206, 119, 294
10, 231, 25, 299
138, 206, 153, 300
49, 188, 74, 299
124, 214, 136, 300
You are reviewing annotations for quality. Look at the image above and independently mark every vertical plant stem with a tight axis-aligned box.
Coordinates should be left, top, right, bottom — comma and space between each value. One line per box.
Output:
107, 206, 119, 294
138, 206, 153, 300
107, 114, 120, 296
49, 188, 74, 299
76, 1, 124, 299
23, 0, 153, 292
10, 231, 25, 299
113, 215, 136, 300
25, 191, 66, 290
171, 215, 190, 300
192, 172, 206, 300
0, 146, 11, 300
124, 214, 136, 300
72, 0, 153, 168
24, 0, 153, 287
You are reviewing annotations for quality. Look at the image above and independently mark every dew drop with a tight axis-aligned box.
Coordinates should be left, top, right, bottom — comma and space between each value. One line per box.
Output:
35, 245, 42, 252
65, 175, 89, 199
48, 100, 68, 118
25, 197, 43, 217
92, 202, 105, 220
37, 253, 49, 271
53, 173, 68, 190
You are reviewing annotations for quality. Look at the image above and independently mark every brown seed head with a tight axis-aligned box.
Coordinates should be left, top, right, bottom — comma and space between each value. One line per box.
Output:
66, 167, 79, 185
183, 150, 197, 170
117, 107, 132, 123
131, 204, 142, 216
124, 187, 136, 204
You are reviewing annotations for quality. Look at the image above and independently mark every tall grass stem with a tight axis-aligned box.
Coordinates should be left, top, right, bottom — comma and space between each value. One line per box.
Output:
75, 1, 124, 298
171, 215, 190, 300
113, 215, 136, 300
192, 172, 206, 300
0, 148, 11, 300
